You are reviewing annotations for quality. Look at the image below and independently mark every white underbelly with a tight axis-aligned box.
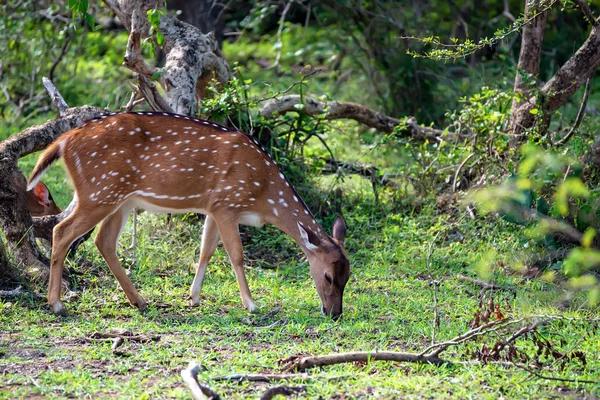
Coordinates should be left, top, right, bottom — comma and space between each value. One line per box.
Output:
132, 197, 208, 215
131, 197, 264, 227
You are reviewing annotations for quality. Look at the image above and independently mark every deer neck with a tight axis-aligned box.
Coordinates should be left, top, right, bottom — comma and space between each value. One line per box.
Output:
262, 184, 327, 256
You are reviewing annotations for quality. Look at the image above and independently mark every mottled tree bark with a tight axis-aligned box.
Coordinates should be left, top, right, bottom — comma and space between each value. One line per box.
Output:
104, 0, 230, 115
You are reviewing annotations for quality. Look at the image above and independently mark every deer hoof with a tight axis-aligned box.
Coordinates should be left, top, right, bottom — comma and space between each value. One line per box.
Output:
134, 298, 147, 310
245, 301, 258, 314
50, 301, 64, 315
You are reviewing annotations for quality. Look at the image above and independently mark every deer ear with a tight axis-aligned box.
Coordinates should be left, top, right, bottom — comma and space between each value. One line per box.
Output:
33, 182, 51, 207
332, 216, 347, 244
298, 222, 321, 251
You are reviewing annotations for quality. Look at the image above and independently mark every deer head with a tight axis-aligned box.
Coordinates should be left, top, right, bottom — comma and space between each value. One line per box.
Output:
27, 112, 351, 316
299, 216, 349, 318
27, 182, 62, 217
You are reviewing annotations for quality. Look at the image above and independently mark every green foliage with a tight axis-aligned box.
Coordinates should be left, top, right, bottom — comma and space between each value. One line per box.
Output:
469, 144, 600, 305
67, 0, 95, 30
146, 8, 166, 51
405, 0, 559, 61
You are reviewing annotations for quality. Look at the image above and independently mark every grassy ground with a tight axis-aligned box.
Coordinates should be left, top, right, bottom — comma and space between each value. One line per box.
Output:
1, 193, 599, 398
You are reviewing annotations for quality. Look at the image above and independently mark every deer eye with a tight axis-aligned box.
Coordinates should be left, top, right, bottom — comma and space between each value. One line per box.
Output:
324, 272, 333, 285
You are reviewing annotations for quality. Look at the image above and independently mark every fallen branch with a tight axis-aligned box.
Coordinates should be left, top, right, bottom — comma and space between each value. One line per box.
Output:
321, 158, 399, 188
457, 274, 516, 296
259, 95, 456, 142
511, 362, 599, 385
259, 386, 306, 400
0, 286, 24, 297
212, 373, 317, 383
280, 350, 449, 373
86, 329, 160, 343
181, 362, 221, 400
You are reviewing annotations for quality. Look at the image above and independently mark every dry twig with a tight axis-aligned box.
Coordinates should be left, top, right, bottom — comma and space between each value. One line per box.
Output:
181, 362, 221, 400
457, 274, 516, 296
260, 386, 306, 400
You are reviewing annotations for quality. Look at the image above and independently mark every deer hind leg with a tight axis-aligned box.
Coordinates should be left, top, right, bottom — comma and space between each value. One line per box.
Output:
214, 216, 257, 313
49, 205, 112, 314
190, 215, 220, 306
94, 202, 146, 310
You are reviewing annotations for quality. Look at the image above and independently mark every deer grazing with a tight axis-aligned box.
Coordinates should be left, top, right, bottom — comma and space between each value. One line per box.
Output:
28, 182, 62, 217
28, 112, 350, 317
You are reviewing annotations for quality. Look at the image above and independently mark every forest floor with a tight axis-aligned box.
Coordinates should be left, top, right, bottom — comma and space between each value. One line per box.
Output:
1, 198, 599, 399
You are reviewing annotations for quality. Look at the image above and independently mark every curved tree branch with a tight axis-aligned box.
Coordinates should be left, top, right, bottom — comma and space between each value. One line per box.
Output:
259, 95, 456, 142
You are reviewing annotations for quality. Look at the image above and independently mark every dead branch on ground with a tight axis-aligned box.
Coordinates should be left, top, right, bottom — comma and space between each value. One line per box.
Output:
259, 386, 306, 400
181, 362, 221, 400
281, 350, 449, 373
321, 158, 399, 189
457, 274, 516, 296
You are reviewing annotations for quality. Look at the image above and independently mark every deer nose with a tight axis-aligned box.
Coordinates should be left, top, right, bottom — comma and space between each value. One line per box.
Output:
322, 306, 342, 319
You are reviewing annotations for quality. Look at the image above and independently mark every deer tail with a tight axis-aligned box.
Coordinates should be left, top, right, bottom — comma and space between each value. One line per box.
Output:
27, 137, 68, 191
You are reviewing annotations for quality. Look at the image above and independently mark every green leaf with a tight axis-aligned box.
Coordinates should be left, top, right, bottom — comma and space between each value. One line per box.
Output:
536, 196, 550, 216
582, 227, 596, 248
529, 108, 538, 115
84, 13, 95, 30
156, 32, 164, 46
293, 104, 305, 111
151, 69, 163, 81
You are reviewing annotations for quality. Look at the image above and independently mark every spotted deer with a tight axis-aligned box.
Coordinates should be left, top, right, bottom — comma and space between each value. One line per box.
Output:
28, 112, 350, 317
28, 182, 62, 217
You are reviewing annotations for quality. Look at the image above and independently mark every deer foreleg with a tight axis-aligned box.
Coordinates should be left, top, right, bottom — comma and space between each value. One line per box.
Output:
190, 215, 220, 305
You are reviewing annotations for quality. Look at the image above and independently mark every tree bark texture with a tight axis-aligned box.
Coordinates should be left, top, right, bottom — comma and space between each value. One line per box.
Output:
105, 0, 230, 115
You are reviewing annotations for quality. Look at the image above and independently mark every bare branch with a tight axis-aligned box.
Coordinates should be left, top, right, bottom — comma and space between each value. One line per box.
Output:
555, 76, 592, 147
123, 8, 159, 77
259, 386, 306, 400
572, 0, 597, 26
281, 351, 450, 373
321, 159, 399, 188
259, 95, 455, 141
269, 0, 294, 72
181, 363, 221, 400
457, 274, 516, 295
136, 75, 173, 113
42, 77, 69, 116
212, 373, 316, 382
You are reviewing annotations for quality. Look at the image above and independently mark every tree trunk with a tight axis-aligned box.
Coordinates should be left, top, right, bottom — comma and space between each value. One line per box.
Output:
510, 9, 600, 145
105, 0, 230, 116
508, 0, 549, 144
0, 106, 107, 284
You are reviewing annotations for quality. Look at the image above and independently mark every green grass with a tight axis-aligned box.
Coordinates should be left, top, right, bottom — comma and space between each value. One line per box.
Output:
1, 196, 599, 398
